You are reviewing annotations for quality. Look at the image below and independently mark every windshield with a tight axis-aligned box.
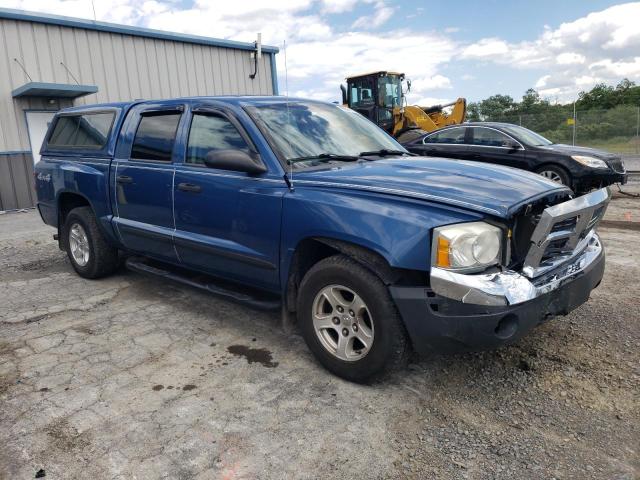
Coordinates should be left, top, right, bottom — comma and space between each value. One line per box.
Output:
245, 101, 404, 168
500, 124, 553, 146
377, 75, 402, 109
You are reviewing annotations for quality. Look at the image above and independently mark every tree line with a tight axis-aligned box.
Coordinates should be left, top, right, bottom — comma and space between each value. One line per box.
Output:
465, 79, 640, 144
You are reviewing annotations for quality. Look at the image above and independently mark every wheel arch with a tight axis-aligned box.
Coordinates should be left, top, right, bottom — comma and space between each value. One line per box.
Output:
284, 236, 424, 313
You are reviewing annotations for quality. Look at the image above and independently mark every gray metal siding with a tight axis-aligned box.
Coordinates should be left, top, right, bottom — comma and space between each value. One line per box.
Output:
0, 15, 276, 209
0, 152, 35, 211
0, 17, 275, 152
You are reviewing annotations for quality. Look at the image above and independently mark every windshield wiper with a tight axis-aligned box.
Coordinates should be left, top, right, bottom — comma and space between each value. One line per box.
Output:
287, 153, 361, 165
359, 149, 417, 157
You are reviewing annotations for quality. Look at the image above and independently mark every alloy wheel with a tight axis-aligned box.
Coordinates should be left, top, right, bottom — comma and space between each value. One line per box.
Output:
312, 284, 374, 361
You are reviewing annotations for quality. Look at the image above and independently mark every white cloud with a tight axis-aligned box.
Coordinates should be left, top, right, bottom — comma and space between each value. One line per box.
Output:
411, 74, 452, 91
462, 3, 640, 100
320, 0, 359, 13
351, 2, 394, 29
556, 52, 585, 65
462, 38, 509, 58
535, 75, 551, 88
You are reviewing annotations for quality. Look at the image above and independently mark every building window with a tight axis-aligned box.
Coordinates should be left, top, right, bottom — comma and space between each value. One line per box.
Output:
131, 113, 182, 162
186, 114, 250, 166
48, 112, 115, 149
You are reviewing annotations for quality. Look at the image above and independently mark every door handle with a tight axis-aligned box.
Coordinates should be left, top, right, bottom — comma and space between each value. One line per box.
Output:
116, 175, 133, 184
177, 182, 202, 193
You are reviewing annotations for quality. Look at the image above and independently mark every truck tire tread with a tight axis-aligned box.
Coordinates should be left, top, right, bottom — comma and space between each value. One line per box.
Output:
63, 206, 119, 279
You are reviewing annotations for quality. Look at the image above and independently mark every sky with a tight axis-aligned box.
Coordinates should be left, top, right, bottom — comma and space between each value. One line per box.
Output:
1, 0, 639, 105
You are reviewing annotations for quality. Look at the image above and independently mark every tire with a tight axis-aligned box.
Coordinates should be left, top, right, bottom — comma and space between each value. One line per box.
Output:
536, 164, 571, 187
63, 206, 119, 279
297, 254, 410, 383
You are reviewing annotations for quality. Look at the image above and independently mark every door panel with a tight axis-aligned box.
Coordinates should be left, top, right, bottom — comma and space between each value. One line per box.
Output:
468, 127, 525, 169
112, 107, 183, 260
173, 110, 285, 291
412, 126, 468, 159
26, 111, 56, 165
113, 162, 175, 258
173, 170, 285, 289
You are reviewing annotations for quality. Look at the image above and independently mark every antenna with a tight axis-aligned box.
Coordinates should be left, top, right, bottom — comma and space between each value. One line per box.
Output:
283, 39, 294, 189
90, 0, 97, 21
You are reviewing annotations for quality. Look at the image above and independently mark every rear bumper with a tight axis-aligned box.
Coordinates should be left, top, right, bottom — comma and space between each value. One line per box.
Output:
389, 237, 605, 354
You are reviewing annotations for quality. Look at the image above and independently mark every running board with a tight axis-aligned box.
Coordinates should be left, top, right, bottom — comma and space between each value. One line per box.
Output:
125, 257, 281, 310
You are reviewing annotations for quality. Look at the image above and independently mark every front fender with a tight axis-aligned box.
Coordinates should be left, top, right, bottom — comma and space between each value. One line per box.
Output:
280, 187, 483, 287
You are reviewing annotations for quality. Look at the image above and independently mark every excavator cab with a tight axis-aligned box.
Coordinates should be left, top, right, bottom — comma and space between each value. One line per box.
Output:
341, 71, 467, 142
341, 71, 404, 134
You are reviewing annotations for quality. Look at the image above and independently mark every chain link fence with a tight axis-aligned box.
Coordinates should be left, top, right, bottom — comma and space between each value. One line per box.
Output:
493, 105, 640, 156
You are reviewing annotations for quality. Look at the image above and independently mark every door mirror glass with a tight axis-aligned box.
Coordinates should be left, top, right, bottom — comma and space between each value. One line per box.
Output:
204, 149, 267, 174
502, 139, 521, 150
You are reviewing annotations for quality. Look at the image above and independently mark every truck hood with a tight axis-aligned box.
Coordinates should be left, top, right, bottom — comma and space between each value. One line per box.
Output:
292, 157, 571, 218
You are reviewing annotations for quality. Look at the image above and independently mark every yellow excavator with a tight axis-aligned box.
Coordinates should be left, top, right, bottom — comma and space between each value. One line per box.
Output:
340, 71, 466, 143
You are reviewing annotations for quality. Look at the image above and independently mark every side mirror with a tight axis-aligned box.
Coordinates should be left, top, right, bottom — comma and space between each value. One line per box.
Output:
340, 84, 348, 105
204, 149, 267, 174
504, 140, 521, 150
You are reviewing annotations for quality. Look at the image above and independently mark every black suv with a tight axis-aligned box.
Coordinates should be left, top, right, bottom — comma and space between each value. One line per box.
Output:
402, 122, 628, 193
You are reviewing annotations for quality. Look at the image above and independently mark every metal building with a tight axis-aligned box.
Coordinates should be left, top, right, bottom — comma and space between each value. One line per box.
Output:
0, 8, 279, 211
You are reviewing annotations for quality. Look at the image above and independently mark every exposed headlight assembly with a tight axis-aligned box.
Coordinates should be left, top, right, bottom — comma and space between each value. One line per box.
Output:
433, 222, 502, 273
571, 155, 608, 169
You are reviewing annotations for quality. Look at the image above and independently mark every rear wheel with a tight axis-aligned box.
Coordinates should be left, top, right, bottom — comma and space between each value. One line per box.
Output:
297, 255, 410, 383
536, 165, 571, 187
63, 206, 119, 279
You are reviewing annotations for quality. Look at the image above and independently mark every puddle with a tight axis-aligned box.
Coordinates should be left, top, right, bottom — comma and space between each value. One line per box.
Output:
227, 345, 279, 368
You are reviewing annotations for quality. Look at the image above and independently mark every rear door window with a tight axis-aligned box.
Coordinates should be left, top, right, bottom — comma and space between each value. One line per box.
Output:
48, 112, 114, 149
131, 113, 182, 162
470, 127, 513, 147
423, 127, 466, 144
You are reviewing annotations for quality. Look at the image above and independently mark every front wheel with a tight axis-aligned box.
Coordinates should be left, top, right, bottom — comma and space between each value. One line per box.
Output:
536, 165, 571, 187
297, 255, 410, 383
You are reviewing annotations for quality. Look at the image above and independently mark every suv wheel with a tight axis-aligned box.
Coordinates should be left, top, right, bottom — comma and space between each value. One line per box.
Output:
536, 165, 570, 186
297, 255, 410, 383
63, 206, 119, 279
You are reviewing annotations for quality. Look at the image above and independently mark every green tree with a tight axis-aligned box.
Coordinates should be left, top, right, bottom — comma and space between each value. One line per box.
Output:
474, 94, 516, 120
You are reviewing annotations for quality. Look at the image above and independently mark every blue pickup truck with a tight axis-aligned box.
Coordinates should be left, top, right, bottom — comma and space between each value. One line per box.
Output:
34, 96, 610, 382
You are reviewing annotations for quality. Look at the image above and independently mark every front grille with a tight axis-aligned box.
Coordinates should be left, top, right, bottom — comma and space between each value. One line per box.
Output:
520, 188, 611, 277
608, 157, 625, 173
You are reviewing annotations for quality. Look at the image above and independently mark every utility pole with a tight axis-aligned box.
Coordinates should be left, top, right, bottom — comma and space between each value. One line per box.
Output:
572, 100, 577, 146
636, 106, 639, 154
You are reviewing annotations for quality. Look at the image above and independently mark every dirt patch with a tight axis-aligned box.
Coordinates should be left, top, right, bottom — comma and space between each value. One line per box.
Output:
227, 345, 279, 368
44, 418, 90, 452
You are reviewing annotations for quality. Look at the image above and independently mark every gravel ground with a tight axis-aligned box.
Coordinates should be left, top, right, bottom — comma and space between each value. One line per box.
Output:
0, 187, 638, 480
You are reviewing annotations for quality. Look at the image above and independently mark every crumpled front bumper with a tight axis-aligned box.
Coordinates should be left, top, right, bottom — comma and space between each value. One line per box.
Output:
429, 233, 603, 307
389, 188, 609, 354
389, 242, 605, 354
